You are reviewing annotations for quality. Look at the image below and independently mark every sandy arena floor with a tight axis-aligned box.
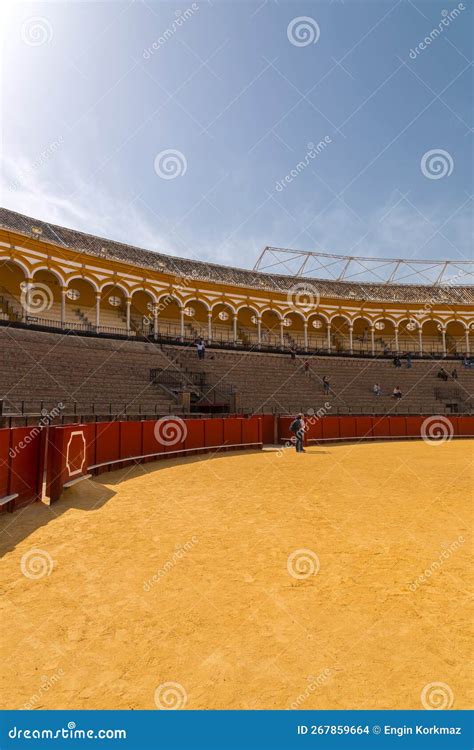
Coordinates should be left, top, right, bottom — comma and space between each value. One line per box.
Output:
1, 440, 472, 710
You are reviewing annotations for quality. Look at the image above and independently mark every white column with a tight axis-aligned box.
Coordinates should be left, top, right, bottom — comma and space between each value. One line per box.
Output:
22, 278, 33, 321
153, 305, 158, 339
280, 320, 284, 348
303, 322, 308, 351
327, 324, 331, 352
180, 308, 185, 340
465, 327, 470, 356
418, 327, 423, 355
257, 317, 261, 347
441, 327, 446, 356
125, 298, 131, 332
95, 294, 101, 329
60, 288, 67, 327
370, 326, 375, 356
348, 323, 353, 354
233, 314, 238, 342
394, 326, 399, 354
207, 311, 212, 342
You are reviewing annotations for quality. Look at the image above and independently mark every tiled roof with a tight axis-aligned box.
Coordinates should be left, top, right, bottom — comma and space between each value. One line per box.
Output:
1, 207, 472, 305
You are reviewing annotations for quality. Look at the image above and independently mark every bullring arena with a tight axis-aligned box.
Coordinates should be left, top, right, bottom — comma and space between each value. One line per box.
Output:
0, 208, 473, 711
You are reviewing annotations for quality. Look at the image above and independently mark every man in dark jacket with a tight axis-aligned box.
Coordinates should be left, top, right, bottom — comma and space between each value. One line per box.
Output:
290, 413, 306, 453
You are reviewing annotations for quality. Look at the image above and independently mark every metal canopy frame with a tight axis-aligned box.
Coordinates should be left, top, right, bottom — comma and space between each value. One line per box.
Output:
253, 246, 473, 287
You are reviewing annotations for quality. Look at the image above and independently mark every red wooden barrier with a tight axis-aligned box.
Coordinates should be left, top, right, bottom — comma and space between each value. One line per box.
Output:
8, 427, 43, 509
2, 414, 472, 513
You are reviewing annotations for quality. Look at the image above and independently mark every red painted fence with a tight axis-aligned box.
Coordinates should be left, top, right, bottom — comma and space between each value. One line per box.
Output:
278, 414, 474, 444
1, 414, 472, 513
0, 416, 263, 512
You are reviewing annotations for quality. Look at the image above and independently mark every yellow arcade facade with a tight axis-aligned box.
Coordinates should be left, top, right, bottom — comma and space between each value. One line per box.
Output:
0, 223, 472, 357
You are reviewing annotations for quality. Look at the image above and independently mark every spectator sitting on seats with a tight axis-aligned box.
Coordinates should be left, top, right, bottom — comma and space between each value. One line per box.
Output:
323, 376, 330, 394
393, 386, 402, 399
373, 383, 381, 396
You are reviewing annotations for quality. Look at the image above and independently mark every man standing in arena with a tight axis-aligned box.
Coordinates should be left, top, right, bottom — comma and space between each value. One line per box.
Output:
290, 413, 306, 453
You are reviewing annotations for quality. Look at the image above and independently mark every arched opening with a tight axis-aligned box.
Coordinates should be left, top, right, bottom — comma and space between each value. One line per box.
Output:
130, 289, 156, 336
351, 317, 373, 353
0, 260, 28, 320
445, 321, 466, 355
398, 319, 421, 354
282, 312, 305, 350
181, 299, 209, 340
261, 310, 281, 347
211, 303, 235, 343
65, 278, 97, 328
421, 319, 444, 355
28, 269, 62, 323
99, 283, 129, 334
373, 319, 396, 354
331, 315, 350, 353
236, 306, 260, 347
156, 295, 182, 339
307, 314, 328, 351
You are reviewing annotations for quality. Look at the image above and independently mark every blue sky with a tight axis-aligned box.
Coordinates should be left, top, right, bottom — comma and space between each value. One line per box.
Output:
1, 0, 472, 272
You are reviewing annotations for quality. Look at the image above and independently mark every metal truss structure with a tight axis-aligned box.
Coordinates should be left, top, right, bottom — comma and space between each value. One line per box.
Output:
253, 246, 473, 287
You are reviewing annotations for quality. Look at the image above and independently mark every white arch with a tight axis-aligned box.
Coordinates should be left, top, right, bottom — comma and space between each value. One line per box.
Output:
307, 311, 330, 325
421, 317, 446, 331
130, 287, 158, 304
329, 312, 352, 326
260, 307, 284, 321
31, 265, 66, 287
181, 296, 211, 312
65, 274, 100, 293
236, 303, 261, 318
351, 314, 375, 327
282, 309, 306, 324
156, 292, 183, 309
211, 300, 237, 315
0, 256, 31, 278
100, 280, 131, 298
